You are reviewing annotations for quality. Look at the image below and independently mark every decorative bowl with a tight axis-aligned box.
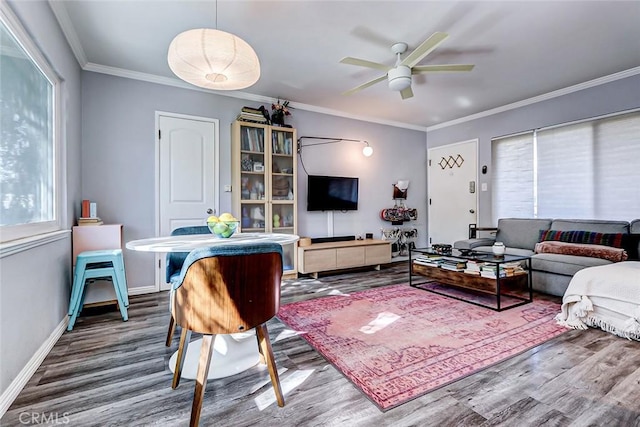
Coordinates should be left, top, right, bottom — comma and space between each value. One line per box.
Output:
207, 220, 239, 238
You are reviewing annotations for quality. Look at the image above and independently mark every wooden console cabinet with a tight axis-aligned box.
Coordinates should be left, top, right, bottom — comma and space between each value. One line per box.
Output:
298, 239, 392, 278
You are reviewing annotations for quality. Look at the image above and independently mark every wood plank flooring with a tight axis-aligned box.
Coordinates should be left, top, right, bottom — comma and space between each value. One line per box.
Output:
3, 262, 640, 426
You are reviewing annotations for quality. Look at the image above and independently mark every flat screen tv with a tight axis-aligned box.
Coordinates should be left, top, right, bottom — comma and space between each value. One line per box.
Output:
307, 175, 359, 211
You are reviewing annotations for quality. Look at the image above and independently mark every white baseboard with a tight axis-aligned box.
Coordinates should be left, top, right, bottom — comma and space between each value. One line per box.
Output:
0, 317, 68, 418
127, 285, 156, 296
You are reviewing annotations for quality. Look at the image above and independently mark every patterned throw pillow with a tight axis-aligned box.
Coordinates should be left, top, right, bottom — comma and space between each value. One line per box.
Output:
534, 241, 628, 262
538, 229, 624, 248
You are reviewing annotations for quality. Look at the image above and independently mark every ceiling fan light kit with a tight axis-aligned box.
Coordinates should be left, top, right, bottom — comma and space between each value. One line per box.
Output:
387, 66, 411, 91
167, 28, 260, 90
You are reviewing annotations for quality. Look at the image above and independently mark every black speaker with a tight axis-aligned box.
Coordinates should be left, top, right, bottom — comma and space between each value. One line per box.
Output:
365, 233, 373, 239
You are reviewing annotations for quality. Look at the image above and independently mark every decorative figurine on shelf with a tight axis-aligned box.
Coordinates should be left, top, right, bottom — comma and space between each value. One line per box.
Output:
271, 99, 292, 127
273, 214, 280, 228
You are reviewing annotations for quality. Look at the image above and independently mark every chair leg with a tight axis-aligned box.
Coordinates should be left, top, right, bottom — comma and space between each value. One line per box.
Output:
67, 273, 88, 331
172, 328, 192, 389
166, 315, 176, 347
256, 324, 285, 407
190, 334, 214, 427
111, 272, 128, 322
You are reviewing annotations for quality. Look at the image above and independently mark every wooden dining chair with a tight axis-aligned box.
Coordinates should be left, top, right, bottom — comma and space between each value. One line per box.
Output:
170, 243, 285, 427
165, 226, 210, 347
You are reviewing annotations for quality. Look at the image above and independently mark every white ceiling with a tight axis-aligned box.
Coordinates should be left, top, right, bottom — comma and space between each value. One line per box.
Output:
50, 1, 640, 130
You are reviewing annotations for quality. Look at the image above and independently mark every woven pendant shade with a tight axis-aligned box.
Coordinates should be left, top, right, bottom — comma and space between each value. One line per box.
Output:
167, 28, 260, 90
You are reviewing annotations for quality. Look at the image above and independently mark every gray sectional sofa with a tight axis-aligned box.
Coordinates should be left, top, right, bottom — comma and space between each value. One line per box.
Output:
454, 218, 640, 296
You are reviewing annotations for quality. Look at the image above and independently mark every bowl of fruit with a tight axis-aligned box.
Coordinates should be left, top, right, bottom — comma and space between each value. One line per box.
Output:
207, 213, 240, 238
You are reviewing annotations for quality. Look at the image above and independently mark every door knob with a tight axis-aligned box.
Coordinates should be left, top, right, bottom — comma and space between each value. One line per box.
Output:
469, 209, 475, 214
207, 208, 214, 214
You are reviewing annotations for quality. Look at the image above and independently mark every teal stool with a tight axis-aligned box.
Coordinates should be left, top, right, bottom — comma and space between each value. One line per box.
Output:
68, 249, 129, 331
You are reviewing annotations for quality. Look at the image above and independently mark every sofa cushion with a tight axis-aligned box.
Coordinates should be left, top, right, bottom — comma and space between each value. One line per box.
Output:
538, 229, 625, 248
534, 241, 628, 262
549, 219, 630, 234
495, 218, 553, 250
631, 219, 640, 234
531, 253, 612, 276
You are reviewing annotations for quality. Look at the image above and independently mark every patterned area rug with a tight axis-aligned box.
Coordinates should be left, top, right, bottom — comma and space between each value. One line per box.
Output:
277, 284, 566, 411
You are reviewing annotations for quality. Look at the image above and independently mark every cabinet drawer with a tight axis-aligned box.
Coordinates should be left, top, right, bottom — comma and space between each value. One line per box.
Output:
336, 247, 365, 268
365, 244, 391, 265
302, 249, 336, 273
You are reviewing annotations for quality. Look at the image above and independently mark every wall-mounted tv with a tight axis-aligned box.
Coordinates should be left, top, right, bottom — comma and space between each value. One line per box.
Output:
307, 175, 359, 211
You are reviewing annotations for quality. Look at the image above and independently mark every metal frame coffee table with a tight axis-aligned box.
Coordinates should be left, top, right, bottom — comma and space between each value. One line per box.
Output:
409, 247, 533, 311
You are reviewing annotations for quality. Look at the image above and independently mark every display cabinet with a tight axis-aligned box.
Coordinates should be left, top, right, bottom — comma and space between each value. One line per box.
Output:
231, 121, 298, 276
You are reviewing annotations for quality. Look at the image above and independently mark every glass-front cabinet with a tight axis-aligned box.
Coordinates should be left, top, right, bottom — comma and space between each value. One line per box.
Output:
231, 121, 298, 276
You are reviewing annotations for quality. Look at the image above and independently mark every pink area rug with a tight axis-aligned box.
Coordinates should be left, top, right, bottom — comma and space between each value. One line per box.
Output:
277, 284, 566, 410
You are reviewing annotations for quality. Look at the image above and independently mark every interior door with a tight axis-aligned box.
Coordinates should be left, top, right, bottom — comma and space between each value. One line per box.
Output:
428, 139, 478, 246
156, 113, 219, 291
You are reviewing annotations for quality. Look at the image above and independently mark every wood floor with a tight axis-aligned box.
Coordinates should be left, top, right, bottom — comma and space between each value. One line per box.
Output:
4, 262, 640, 426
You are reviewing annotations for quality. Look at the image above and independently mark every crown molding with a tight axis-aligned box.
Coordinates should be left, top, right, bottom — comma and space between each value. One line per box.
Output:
83, 62, 428, 132
427, 66, 640, 132
48, 0, 87, 67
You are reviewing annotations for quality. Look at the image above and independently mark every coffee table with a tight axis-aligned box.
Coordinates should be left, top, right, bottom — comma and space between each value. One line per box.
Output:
409, 247, 532, 311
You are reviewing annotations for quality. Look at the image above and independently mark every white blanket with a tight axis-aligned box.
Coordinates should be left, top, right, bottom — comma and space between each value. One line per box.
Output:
555, 261, 640, 340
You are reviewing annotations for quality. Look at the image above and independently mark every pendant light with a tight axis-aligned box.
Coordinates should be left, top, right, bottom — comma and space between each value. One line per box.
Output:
167, 2, 260, 90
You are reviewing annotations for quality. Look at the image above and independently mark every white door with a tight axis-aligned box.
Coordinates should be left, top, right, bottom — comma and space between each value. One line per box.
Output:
428, 139, 478, 246
156, 113, 219, 291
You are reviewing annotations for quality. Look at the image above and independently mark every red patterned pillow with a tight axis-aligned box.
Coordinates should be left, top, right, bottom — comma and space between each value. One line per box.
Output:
534, 241, 628, 262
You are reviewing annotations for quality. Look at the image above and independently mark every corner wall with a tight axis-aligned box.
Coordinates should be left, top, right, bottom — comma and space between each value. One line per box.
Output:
0, 0, 82, 407
426, 73, 640, 226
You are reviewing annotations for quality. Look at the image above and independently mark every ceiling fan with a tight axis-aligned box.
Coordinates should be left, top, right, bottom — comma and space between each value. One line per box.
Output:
340, 32, 474, 100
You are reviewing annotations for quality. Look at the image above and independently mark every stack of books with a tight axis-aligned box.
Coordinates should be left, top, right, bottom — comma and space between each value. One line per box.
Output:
78, 199, 103, 225
78, 217, 103, 226
440, 257, 467, 271
463, 260, 485, 276
237, 106, 268, 124
413, 253, 443, 267
479, 262, 526, 278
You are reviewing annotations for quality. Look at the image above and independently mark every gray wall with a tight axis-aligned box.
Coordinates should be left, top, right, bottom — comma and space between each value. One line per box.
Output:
427, 74, 640, 226
0, 1, 82, 397
81, 72, 427, 289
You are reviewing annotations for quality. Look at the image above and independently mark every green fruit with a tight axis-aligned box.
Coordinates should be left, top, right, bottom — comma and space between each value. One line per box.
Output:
212, 222, 228, 235
221, 229, 234, 238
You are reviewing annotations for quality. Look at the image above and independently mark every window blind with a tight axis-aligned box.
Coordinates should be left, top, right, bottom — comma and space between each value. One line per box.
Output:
491, 132, 534, 223
491, 110, 640, 223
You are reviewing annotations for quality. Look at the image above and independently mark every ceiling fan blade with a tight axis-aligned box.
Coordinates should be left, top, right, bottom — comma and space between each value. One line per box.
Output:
400, 32, 449, 68
340, 57, 392, 72
342, 75, 387, 96
400, 86, 414, 100
412, 64, 475, 73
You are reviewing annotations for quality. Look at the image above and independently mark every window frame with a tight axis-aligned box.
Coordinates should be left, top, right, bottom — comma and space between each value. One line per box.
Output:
0, 3, 65, 245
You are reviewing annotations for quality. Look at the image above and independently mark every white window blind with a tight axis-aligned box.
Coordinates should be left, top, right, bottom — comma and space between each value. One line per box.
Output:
537, 123, 595, 218
593, 112, 640, 220
491, 132, 535, 222
492, 110, 640, 223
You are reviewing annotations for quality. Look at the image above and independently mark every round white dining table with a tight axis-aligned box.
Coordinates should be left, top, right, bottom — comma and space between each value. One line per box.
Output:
126, 232, 299, 380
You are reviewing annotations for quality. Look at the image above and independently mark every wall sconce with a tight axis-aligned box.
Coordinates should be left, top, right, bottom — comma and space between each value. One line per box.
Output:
297, 136, 373, 157
393, 180, 410, 199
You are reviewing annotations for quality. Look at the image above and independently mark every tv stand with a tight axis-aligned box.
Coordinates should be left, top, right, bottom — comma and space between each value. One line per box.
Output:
297, 239, 392, 278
